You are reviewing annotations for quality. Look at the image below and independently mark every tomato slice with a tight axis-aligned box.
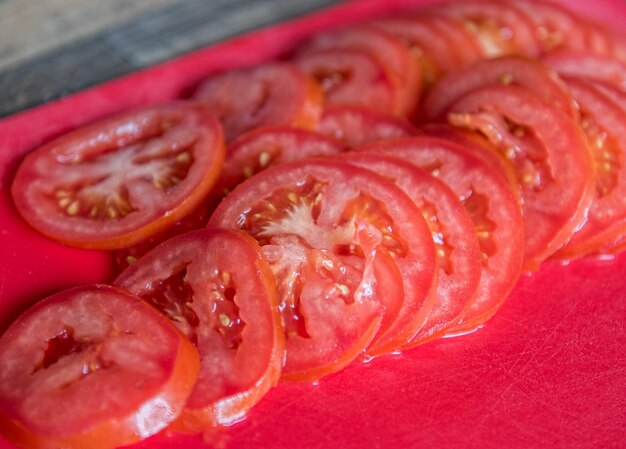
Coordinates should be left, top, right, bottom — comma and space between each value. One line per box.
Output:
316, 105, 416, 147
339, 152, 481, 349
447, 85, 595, 270
419, 123, 522, 202
551, 78, 626, 259
193, 63, 323, 142
356, 136, 523, 334
0, 285, 199, 449
419, 56, 578, 122
543, 50, 626, 90
209, 159, 436, 379
218, 125, 346, 196
429, 1, 540, 58
115, 228, 284, 430
11, 102, 225, 250
297, 25, 422, 115
511, 0, 613, 55
369, 16, 460, 88
294, 48, 401, 115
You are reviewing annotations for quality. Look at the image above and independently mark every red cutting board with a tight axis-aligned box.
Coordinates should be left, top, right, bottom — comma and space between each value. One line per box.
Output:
0, 1, 625, 448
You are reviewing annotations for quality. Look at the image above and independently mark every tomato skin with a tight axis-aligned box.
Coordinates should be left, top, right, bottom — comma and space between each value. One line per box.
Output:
11, 102, 225, 250
297, 25, 422, 116
115, 229, 284, 431
429, 1, 540, 58
219, 125, 346, 195
551, 78, 626, 259
339, 151, 481, 349
316, 105, 416, 147
295, 48, 401, 115
419, 56, 578, 123
0, 285, 200, 449
209, 159, 436, 378
356, 136, 524, 334
193, 63, 323, 142
448, 85, 595, 270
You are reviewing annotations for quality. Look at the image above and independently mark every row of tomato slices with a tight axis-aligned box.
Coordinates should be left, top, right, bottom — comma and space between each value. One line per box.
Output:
3, 1, 626, 448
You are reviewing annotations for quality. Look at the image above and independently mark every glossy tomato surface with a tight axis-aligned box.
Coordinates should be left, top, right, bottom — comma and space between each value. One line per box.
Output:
338, 151, 481, 348
0, 285, 199, 449
11, 102, 225, 250
193, 63, 323, 142
209, 159, 436, 378
1, 1, 625, 449
115, 229, 284, 431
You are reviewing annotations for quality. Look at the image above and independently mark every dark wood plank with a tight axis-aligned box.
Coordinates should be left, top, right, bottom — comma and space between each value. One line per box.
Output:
0, 0, 338, 118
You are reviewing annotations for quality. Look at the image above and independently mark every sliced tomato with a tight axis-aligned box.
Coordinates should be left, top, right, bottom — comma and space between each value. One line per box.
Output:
369, 16, 461, 88
0, 285, 199, 449
209, 159, 436, 379
297, 25, 422, 115
193, 63, 323, 142
429, 1, 540, 58
447, 85, 595, 270
339, 152, 481, 350
115, 228, 284, 430
551, 78, 626, 259
294, 48, 401, 115
316, 105, 416, 147
419, 56, 578, 122
543, 50, 626, 90
511, 0, 614, 55
219, 126, 346, 196
356, 136, 523, 334
419, 123, 521, 201
11, 102, 225, 250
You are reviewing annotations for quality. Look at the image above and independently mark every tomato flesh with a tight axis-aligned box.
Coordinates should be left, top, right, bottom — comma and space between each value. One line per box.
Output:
298, 25, 422, 116
219, 126, 346, 196
420, 56, 578, 122
448, 85, 595, 270
430, 1, 540, 58
552, 78, 626, 258
193, 63, 323, 142
209, 159, 436, 378
11, 102, 225, 250
316, 105, 416, 147
340, 152, 481, 349
356, 137, 523, 333
0, 285, 199, 449
115, 229, 284, 430
295, 48, 401, 115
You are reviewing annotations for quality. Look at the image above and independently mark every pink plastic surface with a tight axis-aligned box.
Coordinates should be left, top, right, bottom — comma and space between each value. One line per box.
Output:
0, 1, 624, 448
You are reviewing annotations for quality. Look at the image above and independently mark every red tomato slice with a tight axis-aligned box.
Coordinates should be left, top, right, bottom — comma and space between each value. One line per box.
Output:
11, 102, 225, 250
551, 78, 626, 259
294, 48, 401, 115
297, 25, 422, 116
316, 105, 416, 147
339, 152, 481, 349
429, 1, 540, 58
193, 63, 323, 142
115, 228, 284, 430
369, 16, 461, 88
209, 159, 436, 379
0, 285, 199, 449
511, 0, 613, 55
419, 56, 578, 122
219, 125, 346, 196
543, 50, 626, 90
419, 123, 522, 202
356, 136, 523, 334
448, 85, 595, 270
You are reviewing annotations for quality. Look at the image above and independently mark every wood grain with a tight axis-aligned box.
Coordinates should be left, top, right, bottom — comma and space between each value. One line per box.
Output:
0, 0, 338, 117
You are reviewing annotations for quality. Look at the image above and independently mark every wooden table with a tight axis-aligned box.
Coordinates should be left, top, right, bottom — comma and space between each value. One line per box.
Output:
0, 0, 338, 118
